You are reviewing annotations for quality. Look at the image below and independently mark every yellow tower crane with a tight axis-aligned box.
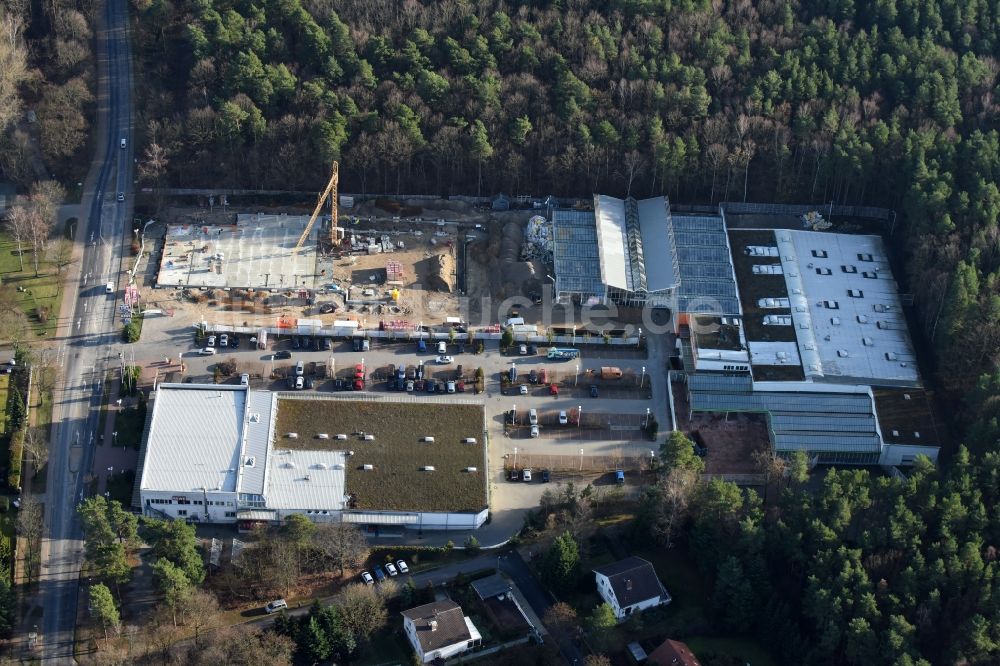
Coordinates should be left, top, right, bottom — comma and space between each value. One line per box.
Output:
294, 161, 339, 252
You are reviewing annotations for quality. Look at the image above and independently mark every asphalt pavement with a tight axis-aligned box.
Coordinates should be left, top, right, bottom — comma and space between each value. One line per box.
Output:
32, 0, 135, 660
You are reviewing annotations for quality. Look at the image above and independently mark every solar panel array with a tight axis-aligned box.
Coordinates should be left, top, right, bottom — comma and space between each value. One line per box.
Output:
672, 215, 741, 315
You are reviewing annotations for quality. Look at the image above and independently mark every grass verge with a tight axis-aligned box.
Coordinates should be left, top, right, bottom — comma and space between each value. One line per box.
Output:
0, 234, 64, 339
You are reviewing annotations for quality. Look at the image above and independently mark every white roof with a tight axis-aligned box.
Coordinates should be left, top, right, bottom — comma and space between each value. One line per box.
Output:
594, 195, 631, 290
236, 391, 276, 496
748, 341, 802, 367
266, 450, 347, 511
777, 230, 918, 385
140, 385, 247, 493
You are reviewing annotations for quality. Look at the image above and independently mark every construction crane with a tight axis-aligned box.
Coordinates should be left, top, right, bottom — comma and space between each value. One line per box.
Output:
294, 161, 339, 252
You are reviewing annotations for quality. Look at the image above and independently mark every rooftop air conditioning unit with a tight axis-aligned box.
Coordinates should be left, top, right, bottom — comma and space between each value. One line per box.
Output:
463, 438, 477, 444
286, 433, 298, 439
465, 467, 478, 472
335, 434, 348, 440
317, 433, 329, 439
362, 464, 374, 471
422, 466, 436, 472
422, 436, 435, 443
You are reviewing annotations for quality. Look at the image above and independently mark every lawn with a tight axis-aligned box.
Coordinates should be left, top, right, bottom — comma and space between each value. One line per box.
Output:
686, 636, 778, 666
0, 374, 8, 436
274, 396, 487, 512
0, 234, 64, 339
360, 623, 412, 665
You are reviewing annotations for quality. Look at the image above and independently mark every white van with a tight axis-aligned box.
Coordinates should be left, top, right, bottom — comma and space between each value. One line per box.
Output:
105, 282, 114, 294
120, 138, 127, 149
265, 599, 287, 614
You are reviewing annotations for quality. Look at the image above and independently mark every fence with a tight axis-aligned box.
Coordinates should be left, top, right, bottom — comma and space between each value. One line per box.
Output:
721, 201, 893, 221
505, 452, 656, 473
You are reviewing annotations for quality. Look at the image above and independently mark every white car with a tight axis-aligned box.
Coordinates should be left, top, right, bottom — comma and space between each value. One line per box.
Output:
265, 599, 287, 614
386, 563, 398, 577
240, 373, 250, 386
530, 425, 539, 438
529, 408, 538, 425
361, 571, 374, 585
523, 469, 532, 481
116, 192, 125, 202
199, 348, 217, 356
437, 341, 447, 354
219, 334, 229, 347
295, 361, 305, 376
519, 384, 528, 395
207, 336, 216, 347
436, 355, 454, 364
446, 381, 456, 393
120, 138, 127, 148
396, 560, 409, 574
559, 411, 568, 425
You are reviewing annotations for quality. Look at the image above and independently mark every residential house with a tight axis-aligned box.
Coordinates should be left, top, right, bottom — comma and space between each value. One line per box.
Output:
593, 556, 671, 621
647, 638, 702, 666
402, 600, 482, 663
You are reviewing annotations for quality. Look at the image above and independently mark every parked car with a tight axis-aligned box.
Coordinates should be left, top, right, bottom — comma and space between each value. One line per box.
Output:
522, 468, 532, 482
386, 563, 398, 577
590, 385, 599, 398
361, 571, 374, 585
559, 410, 568, 425
528, 370, 538, 384
426, 380, 436, 393
373, 566, 386, 582
446, 380, 456, 393
397, 560, 409, 574
295, 361, 305, 376
437, 341, 447, 354
530, 425, 539, 438
541, 469, 551, 483
275, 350, 292, 359
240, 373, 250, 386
529, 408, 538, 425
616, 469, 625, 485
406, 380, 414, 392
292, 337, 300, 349
265, 599, 288, 614
231, 336, 240, 348
549, 383, 559, 396
198, 348, 216, 356
436, 355, 454, 364
206, 336, 216, 347
323, 338, 333, 350
519, 384, 528, 395
527, 344, 537, 355
519, 344, 527, 355
417, 339, 426, 352
508, 469, 520, 481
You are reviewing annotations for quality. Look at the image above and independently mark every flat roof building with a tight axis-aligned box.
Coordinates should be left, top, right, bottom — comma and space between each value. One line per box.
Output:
135, 386, 489, 530
674, 210, 941, 467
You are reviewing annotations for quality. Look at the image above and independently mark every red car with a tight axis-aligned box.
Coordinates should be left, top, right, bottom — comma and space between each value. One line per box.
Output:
549, 383, 559, 396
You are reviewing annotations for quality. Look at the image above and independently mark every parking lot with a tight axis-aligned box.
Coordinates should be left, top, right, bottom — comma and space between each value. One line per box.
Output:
132, 315, 669, 521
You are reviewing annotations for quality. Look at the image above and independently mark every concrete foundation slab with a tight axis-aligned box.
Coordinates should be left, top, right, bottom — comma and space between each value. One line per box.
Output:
156, 214, 320, 289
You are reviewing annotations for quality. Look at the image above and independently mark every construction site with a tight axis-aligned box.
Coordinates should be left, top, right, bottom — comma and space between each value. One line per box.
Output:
136, 163, 558, 331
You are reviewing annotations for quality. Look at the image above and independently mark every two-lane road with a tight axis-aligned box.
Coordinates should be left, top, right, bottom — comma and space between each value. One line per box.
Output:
35, 0, 135, 659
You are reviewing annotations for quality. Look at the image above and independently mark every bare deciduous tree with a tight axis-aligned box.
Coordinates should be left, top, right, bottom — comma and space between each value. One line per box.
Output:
337, 583, 388, 642
17, 496, 43, 584
22, 427, 48, 470
311, 522, 369, 576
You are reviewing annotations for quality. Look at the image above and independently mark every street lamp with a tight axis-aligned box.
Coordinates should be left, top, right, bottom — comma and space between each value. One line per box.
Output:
637, 326, 642, 348
575, 364, 579, 387
514, 447, 518, 468
645, 408, 650, 428
113, 430, 120, 451
579, 448, 584, 471
641, 366, 646, 388
577, 405, 582, 428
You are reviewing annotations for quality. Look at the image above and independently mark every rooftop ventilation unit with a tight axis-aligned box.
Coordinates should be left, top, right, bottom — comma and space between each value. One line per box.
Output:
421, 466, 436, 472
463, 438, 477, 444
362, 464, 374, 471
837, 350, 849, 358
284, 462, 296, 468
244, 457, 255, 467
332, 463, 344, 470
286, 433, 298, 439
422, 436, 435, 443
313, 463, 328, 470
363, 434, 375, 441
465, 467, 478, 472
335, 434, 348, 440
317, 433, 329, 439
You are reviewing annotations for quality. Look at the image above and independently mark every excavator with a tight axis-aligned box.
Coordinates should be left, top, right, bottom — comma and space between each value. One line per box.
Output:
294, 161, 340, 253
